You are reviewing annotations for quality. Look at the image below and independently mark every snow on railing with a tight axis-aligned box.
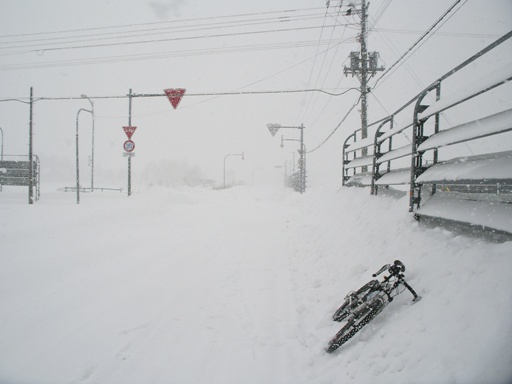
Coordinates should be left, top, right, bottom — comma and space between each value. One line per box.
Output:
418, 65, 512, 121
418, 108, 512, 151
341, 31, 512, 238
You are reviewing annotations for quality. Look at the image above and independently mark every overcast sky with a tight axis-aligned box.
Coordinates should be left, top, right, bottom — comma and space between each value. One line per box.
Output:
0, 0, 511, 189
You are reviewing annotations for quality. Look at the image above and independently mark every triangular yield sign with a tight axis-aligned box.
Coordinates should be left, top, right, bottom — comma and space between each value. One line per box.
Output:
266, 123, 280, 137
123, 126, 137, 139
164, 88, 186, 109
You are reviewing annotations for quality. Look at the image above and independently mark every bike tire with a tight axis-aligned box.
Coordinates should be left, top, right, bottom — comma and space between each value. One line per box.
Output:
326, 301, 384, 353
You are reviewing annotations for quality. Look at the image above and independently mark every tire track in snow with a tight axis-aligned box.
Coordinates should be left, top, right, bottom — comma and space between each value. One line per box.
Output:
90, 188, 304, 383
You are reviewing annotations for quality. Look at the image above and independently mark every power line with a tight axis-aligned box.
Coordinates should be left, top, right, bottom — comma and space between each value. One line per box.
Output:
0, 36, 358, 71
299, 5, 345, 124
370, 0, 466, 90
0, 12, 333, 52
5, 24, 343, 55
307, 0, 467, 155
0, 87, 359, 103
0, 7, 326, 39
371, 28, 500, 39
294, 6, 329, 124
307, 94, 361, 153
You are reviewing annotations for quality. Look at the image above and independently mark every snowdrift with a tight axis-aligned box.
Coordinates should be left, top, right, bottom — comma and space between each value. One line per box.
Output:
0, 184, 511, 384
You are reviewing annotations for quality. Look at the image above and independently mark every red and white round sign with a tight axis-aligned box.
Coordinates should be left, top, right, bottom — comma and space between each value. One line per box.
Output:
123, 140, 135, 152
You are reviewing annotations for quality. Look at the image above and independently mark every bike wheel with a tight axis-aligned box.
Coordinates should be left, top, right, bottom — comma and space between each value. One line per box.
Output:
326, 301, 384, 353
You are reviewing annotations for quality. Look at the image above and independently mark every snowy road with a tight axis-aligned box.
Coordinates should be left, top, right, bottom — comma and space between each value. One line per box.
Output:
1, 187, 306, 384
1, 185, 511, 384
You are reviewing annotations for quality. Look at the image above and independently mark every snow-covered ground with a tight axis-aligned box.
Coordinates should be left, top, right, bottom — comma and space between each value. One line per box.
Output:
1, 184, 511, 384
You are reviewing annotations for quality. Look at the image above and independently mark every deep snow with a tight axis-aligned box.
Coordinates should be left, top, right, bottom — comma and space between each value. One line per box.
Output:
1, 184, 511, 384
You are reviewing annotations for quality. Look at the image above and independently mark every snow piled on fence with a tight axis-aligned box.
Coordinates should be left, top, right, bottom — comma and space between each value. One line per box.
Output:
0, 184, 511, 384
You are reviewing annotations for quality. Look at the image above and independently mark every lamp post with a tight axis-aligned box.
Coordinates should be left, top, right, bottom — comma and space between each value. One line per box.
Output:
267, 123, 305, 193
81, 94, 95, 190
223, 152, 244, 189
76, 108, 92, 204
0, 126, 3, 161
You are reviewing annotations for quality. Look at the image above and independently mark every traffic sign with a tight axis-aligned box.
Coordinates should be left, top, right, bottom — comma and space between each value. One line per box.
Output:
164, 88, 186, 109
123, 126, 137, 139
123, 140, 135, 152
123, 152, 135, 157
267, 123, 280, 137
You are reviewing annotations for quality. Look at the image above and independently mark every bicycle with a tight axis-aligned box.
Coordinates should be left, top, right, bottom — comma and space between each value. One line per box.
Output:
326, 260, 421, 353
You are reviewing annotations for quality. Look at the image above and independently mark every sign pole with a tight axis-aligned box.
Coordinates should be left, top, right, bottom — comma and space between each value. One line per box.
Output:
128, 88, 132, 197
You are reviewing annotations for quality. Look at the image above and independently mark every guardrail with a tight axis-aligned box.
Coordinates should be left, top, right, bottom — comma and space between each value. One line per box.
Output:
0, 155, 40, 201
342, 31, 512, 240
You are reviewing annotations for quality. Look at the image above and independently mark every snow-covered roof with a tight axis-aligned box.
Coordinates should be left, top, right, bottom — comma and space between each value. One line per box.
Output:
416, 151, 512, 183
419, 64, 512, 120
418, 108, 512, 151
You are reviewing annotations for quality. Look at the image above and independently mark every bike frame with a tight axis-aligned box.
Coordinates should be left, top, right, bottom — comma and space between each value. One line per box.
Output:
327, 260, 421, 353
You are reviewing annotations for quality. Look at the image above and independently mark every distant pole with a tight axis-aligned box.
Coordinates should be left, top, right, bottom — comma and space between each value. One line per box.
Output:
0, 126, 4, 161
28, 87, 33, 205
223, 152, 244, 189
360, 0, 369, 148
91, 99, 95, 190
81, 94, 95, 190
76, 108, 93, 204
267, 123, 306, 193
299, 124, 305, 194
128, 88, 132, 197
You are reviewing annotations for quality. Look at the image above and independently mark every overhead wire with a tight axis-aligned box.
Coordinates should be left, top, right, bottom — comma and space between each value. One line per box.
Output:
1, 24, 345, 55
295, 7, 330, 124
370, 0, 466, 90
307, 0, 469, 154
0, 7, 326, 39
299, 4, 345, 125
369, 0, 392, 30
0, 35, 358, 71
0, 12, 333, 53
307, 94, 361, 153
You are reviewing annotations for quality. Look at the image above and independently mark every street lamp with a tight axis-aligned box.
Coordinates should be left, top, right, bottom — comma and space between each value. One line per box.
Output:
266, 123, 306, 193
81, 94, 95, 190
0, 126, 4, 161
76, 108, 92, 204
223, 152, 244, 189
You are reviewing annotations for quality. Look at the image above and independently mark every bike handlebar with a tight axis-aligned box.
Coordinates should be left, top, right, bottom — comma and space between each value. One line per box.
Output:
372, 260, 406, 277
372, 264, 391, 277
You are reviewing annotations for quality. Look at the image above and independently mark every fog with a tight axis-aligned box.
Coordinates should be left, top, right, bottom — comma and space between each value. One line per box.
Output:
0, 0, 511, 191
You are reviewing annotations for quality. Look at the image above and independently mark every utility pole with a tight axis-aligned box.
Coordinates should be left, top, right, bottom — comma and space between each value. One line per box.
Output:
343, 0, 384, 167
269, 123, 305, 193
127, 88, 132, 197
360, 0, 369, 148
28, 87, 33, 205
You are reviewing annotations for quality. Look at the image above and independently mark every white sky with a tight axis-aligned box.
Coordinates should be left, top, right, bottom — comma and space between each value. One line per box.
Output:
0, 0, 511, 189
